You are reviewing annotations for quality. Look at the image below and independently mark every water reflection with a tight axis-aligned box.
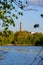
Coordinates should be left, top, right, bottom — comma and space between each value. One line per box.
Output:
0, 46, 43, 65
0, 50, 4, 60
0, 50, 8, 60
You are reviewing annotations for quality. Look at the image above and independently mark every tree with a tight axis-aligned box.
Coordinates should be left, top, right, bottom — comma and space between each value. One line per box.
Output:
41, 14, 43, 18
34, 14, 43, 29
0, 0, 29, 30
32, 32, 43, 46
34, 24, 39, 28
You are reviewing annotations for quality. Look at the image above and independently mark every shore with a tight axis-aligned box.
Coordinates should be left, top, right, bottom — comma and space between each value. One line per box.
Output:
0, 44, 43, 46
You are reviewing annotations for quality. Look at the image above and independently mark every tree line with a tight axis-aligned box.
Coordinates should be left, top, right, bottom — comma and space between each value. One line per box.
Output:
0, 30, 43, 46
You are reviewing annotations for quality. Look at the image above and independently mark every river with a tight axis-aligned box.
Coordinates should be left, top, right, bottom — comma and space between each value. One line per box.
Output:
0, 46, 43, 65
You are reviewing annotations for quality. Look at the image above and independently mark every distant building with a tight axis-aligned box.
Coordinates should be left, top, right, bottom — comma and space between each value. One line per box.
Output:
19, 22, 36, 34
20, 22, 22, 32
31, 32, 35, 34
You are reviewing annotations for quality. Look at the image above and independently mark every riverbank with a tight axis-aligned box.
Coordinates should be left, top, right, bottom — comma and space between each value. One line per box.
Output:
0, 44, 43, 46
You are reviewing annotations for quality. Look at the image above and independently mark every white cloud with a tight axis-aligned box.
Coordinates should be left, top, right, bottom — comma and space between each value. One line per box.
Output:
31, 0, 42, 4
27, 0, 43, 7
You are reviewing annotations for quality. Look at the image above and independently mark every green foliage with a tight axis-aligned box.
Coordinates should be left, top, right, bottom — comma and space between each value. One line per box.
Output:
0, 30, 43, 46
34, 24, 39, 28
40, 14, 43, 18
32, 33, 43, 46
0, 30, 14, 45
0, 0, 23, 29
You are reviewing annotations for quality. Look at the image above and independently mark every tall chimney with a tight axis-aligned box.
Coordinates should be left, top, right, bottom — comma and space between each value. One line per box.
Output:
20, 22, 22, 32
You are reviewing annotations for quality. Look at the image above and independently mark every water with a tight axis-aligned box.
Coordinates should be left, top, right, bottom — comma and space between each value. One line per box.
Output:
0, 46, 43, 65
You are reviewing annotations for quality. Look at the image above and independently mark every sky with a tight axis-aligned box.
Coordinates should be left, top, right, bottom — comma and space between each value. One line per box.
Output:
0, 0, 43, 33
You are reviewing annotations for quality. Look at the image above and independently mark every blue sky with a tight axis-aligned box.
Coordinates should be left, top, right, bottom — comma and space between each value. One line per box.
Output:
0, 0, 43, 33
